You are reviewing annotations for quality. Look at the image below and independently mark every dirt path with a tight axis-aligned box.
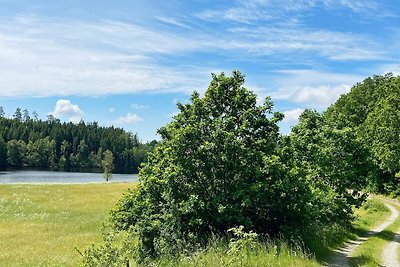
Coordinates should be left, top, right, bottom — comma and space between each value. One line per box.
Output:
328, 202, 399, 267
382, 199, 400, 267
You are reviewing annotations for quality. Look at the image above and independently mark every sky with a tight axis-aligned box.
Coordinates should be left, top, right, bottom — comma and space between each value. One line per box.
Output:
0, 0, 399, 141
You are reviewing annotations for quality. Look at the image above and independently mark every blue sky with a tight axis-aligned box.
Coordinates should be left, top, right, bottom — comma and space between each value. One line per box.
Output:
0, 0, 399, 141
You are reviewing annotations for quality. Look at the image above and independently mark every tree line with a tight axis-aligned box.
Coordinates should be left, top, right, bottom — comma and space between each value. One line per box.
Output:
0, 108, 156, 173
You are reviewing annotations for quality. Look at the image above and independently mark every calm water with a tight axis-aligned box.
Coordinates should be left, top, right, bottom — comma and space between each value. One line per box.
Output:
0, 170, 138, 184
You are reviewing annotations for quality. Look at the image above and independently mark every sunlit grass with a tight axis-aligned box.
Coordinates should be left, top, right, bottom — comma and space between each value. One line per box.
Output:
0, 183, 135, 267
153, 241, 321, 267
0, 184, 394, 267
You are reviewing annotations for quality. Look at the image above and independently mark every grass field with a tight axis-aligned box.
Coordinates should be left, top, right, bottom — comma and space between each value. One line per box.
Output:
0, 183, 135, 266
0, 184, 394, 267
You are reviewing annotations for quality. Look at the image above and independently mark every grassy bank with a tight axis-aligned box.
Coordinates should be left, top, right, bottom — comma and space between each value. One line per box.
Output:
0, 183, 135, 266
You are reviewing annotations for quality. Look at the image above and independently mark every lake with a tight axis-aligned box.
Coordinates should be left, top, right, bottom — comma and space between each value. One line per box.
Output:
0, 170, 138, 184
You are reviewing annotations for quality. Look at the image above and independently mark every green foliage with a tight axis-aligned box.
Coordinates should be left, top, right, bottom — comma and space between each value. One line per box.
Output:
6, 139, 27, 166
80, 228, 319, 267
326, 73, 400, 194
0, 112, 156, 172
81, 229, 136, 267
287, 110, 369, 207
227, 226, 258, 256
102, 150, 115, 182
0, 137, 7, 167
108, 71, 362, 261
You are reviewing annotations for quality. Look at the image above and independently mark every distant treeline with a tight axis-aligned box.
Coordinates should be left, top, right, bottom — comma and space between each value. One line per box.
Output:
0, 107, 157, 173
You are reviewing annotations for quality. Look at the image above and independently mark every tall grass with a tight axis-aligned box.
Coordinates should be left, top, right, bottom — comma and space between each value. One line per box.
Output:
153, 239, 320, 267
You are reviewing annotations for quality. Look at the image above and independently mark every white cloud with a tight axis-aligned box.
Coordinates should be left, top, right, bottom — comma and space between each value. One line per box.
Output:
267, 70, 362, 107
49, 99, 83, 123
115, 113, 143, 124
0, 12, 390, 98
375, 64, 400, 76
283, 108, 304, 123
290, 85, 350, 105
108, 107, 115, 113
225, 27, 383, 61
197, 0, 383, 23
0, 15, 211, 97
156, 16, 190, 28
131, 104, 150, 109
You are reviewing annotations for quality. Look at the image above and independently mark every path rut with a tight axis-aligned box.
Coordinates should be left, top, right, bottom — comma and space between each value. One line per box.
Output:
328, 202, 399, 267
382, 199, 400, 267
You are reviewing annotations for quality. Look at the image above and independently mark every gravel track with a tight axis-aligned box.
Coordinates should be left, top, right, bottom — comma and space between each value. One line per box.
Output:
382, 199, 400, 267
328, 202, 398, 267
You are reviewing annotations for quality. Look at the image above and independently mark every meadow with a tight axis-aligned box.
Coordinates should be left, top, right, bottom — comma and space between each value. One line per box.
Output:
0, 182, 395, 267
0, 183, 135, 266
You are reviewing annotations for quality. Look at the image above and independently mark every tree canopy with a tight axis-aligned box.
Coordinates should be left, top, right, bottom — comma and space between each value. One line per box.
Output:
326, 73, 400, 193
109, 71, 363, 261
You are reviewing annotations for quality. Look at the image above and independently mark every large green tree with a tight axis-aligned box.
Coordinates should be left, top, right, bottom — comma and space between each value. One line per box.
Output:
285, 110, 369, 218
326, 73, 400, 193
110, 72, 338, 260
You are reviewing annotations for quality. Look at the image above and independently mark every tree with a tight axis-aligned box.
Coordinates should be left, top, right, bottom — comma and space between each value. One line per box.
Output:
22, 109, 30, 121
286, 110, 369, 218
32, 111, 39, 121
13, 108, 22, 121
6, 140, 26, 166
110, 71, 327, 259
325, 74, 400, 193
77, 140, 90, 167
0, 137, 7, 167
102, 150, 114, 182
0, 111, 150, 171
0, 106, 4, 118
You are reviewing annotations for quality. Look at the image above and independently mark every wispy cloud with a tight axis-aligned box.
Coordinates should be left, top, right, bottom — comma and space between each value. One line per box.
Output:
265, 70, 363, 107
196, 0, 385, 23
0, 4, 393, 99
225, 26, 383, 60
289, 84, 351, 105
131, 104, 150, 109
156, 16, 190, 28
0, 15, 212, 97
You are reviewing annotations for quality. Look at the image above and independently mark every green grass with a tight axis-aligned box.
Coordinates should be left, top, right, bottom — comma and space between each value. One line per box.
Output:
352, 198, 391, 236
350, 198, 400, 267
139, 198, 392, 267
298, 198, 390, 263
0, 184, 394, 267
0, 183, 135, 267
152, 241, 320, 267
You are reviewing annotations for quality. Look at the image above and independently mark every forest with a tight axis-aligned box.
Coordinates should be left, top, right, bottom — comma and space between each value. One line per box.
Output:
0, 109, 156, 173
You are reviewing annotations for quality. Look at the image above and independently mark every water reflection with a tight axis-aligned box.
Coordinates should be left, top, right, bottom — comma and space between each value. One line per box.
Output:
0, 170, 138, 184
